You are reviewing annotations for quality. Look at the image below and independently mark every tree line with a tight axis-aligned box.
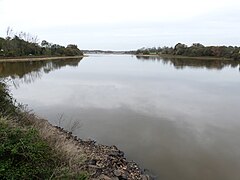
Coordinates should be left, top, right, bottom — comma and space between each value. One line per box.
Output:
136, 43, 240, 60
0, 28, 83, 57
136, 55, 240, 70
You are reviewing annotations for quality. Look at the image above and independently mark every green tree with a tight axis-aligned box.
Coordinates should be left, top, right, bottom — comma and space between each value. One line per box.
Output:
174, 43, 187, 55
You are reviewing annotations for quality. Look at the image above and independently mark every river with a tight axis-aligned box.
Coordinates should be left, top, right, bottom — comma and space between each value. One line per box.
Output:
1, 54, 240, 180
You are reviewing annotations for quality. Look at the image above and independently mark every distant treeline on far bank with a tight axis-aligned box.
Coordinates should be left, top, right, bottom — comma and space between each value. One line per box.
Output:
136, 43, 240, 60
0, 28, 83, 58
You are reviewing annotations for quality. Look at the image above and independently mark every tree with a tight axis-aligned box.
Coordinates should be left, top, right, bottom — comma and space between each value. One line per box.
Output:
174, 43, 187, 55
41, 40, 50, 48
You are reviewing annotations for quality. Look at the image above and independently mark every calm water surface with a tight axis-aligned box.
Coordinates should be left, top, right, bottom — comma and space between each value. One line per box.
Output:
1, 55, 240, 180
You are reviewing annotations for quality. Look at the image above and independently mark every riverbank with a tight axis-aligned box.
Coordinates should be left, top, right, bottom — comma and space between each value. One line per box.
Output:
34, 117, 151, 179
0, 81, 152, 179
136, 54, 233, 61
0, 55, 85, 63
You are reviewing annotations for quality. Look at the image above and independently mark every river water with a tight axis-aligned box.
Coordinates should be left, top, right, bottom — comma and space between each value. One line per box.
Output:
1, 54, 240, 180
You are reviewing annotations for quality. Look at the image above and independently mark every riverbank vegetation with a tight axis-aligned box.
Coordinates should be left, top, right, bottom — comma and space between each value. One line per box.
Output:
0, 28, 83, 58
136, 43, 240, 60
0, 80, 88, 179
136, 55, 240, 70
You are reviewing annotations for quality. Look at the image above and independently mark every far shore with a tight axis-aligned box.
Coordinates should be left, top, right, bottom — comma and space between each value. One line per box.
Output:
0, 55, 85, 63
136, 54, 234, 61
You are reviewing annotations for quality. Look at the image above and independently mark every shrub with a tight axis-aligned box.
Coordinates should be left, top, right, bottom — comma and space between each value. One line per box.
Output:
0, 81, 19, 118
0, 118, 57, 179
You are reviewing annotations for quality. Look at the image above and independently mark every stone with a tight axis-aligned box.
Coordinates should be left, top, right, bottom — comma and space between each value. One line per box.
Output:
88, 159, 97, 165
109, 150, 124, 157
120, 171, 129, 179
111, 177, 119, 180
141, 175, 151, 180
113, 170, 122, 176
98, 174, 112, 180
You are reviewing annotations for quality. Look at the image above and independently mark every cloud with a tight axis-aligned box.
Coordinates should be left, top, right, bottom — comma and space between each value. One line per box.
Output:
1, 0, 240, 49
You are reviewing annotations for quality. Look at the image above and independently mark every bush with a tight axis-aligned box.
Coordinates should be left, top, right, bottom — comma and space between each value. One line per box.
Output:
0, 118, 57, 179
0, 81, 19, 118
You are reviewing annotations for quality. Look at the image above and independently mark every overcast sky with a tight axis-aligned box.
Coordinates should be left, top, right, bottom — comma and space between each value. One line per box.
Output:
0, 0, 240, 50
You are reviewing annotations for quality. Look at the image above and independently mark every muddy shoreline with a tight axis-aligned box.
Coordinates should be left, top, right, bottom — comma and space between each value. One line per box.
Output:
0, 56, 85, 62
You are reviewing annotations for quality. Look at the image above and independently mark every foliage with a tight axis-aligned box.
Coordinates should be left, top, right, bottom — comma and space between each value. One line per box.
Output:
0, 28, 83, 58
0, 81, 19, 118
0, 118, 88, 180
0, 118, 57, 179
136, 43, 240, 60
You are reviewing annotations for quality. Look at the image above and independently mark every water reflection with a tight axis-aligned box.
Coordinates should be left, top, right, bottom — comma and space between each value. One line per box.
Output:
136, 55, 240, 70
4, 55, 240, 180
0, 58, 82, 86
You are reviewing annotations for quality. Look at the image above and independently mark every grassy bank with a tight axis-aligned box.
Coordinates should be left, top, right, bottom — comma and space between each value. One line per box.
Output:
0, 55, 85, 63
0, 81, 88, 179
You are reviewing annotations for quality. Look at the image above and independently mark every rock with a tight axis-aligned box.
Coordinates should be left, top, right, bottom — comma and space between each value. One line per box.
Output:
49, 122, 152, 179
120, 171, 129, 179
98, 174, 112, 180
118, 151, 124, 157
111, 145, 118, 150
114, 170, 122, 176
109, 150, 124, 157
87, 159, 97, 165
92, 168, 102, 177
141, 175, 151, 180
111, 177, 119, 180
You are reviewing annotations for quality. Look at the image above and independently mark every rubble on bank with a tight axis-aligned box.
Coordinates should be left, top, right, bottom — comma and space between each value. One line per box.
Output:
33, 117, 153, 180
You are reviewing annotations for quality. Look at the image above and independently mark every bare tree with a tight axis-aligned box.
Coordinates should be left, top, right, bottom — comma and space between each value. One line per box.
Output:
6, 27, 13, 38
